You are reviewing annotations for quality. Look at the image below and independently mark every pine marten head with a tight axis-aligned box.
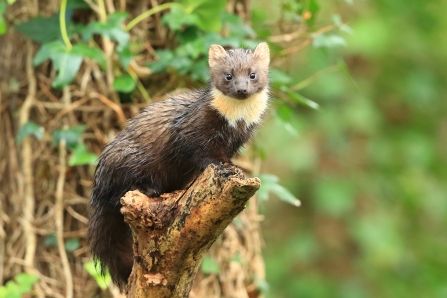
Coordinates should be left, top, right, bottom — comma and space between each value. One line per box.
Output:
208, 43, 270, 127
209, 42, 270, 100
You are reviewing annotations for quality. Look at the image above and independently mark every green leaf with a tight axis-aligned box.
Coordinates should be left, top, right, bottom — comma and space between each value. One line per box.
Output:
83, 261, 111, 290
64, 238, 80, 252
254, 275, 269, 293
221, 11, 255, 38
270, 183, 301, 207
176, 38, 206, 59
0, 287, 7, 298
231, 252, 243, 264
269, 68, 293, 87
305, 0, 320, 26
149, 50, 175, 73
201, 256, 220, 274
68, 143, 98, 166
71, 43, 106, 69
180, 0, 227, 32
0, 16, 5, 36
82, 12, 130, 51
113, 74, 136, 93
257, 174, 279, 201
0, 2, 6, 35
258, 174, 301, 206
276, 104, 293, 123
312, 34, 346, 48
15, 12, 77, 43
16, 121, 44, 144
286, 91, 320, 109
43, 234, 58, 247
33, 40, 66, 66
15, 273, 38, 293
53, 54, 83, 88
52, 125, 86, 149
332, 14, 342, 25
66, 0, 90, 9
314, 178, 355, 217
117, 45, 133, 69
2, 281, 20, 298
189, 60, 208, 81
162, 6, 199, 31
251, 7, 268, 26
34, 40, 83, 88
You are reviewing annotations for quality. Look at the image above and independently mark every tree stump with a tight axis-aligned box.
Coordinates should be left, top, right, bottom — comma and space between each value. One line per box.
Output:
120, 164, 261, 298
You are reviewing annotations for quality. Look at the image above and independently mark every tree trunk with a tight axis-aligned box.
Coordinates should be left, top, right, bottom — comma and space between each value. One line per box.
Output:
120, 164, 261, 298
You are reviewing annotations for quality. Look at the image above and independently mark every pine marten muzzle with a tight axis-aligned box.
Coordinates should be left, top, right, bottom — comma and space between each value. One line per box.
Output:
88, 43, 270, 290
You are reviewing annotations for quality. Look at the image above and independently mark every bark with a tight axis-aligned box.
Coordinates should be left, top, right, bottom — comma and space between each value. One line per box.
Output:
120, 164, 261, 298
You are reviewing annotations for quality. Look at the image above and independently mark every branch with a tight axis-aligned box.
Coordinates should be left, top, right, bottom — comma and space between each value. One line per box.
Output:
120, 164, 261, 298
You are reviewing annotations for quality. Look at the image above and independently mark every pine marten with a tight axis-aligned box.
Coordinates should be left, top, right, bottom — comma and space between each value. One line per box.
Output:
88, 42, 270, 289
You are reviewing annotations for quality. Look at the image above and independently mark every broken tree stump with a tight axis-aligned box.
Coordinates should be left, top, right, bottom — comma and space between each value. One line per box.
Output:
120, 164, 261, 298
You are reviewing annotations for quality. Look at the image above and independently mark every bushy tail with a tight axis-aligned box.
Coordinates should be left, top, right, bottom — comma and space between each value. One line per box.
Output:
87, 200, 134, 290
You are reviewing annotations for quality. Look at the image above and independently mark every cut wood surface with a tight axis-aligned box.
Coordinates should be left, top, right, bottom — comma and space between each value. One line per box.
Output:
120, 164, 261, 298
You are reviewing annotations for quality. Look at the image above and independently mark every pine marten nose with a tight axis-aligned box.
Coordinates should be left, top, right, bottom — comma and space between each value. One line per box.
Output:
237, 89, 247, 94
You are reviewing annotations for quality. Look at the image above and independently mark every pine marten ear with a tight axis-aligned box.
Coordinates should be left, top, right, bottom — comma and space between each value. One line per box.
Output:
209, 44, 228, 68
253, 42, 270, 67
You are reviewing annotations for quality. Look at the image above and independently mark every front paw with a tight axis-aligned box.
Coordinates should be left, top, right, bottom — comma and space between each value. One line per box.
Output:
131, 185, 160, 197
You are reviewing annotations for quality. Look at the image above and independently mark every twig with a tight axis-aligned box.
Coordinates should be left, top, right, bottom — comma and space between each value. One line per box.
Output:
66, 206, 88, 224
55, 86, 73, 298
279, 24, 339, 55
20, 39, 37, 278
125, 2, 180, 31
48, 96, 90, 127
268, 27, 306, 43
60, 0, 72, 50
90, 92, 127, 124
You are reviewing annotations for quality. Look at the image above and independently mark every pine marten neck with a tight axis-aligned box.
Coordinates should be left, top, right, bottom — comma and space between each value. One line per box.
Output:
207, 43, 270, 127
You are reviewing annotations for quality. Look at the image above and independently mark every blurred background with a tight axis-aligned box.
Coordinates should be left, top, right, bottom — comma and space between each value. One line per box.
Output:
1, 0, 446, 297
258, 0, 447, 297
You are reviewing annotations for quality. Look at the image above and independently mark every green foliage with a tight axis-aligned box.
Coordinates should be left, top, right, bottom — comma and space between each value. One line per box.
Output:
52, 125, 98, 166
254, 275, 269, 293
83, 261, 111, 290
33, 40, 83, 88
113, 74, 136, 92
82, 12, 130, 51
200, 256, 220, 274
52, 125, 86, 149
15, 13, 69, 43
270, 68, 320, 110
179, 0, 227, 32
64, 238, 80, 252
258, 174, 301, 207
68, 143, 98, 166
16, 121, 44, 144
43, 234, 58, 247
0, 273, 39, 298
260, 0, 447, 297
43, 235, 80, 252
0, 1, 7, 35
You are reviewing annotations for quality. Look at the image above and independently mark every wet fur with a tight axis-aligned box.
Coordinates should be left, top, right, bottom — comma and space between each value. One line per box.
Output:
88, 43, 270, 290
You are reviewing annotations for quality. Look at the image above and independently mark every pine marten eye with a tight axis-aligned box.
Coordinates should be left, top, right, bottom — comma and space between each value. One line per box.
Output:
250, 73, 256, 80
225, 74, 233, 81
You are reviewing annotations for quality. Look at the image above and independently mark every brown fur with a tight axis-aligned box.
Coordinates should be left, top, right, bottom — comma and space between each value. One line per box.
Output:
88, 43, 270, 290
